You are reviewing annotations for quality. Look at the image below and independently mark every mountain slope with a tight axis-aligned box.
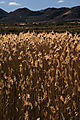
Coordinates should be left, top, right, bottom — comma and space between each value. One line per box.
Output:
0, 6, 80, 23
55, 6, 80, 22
0, 8, 34, 23
0, 9, 8, 19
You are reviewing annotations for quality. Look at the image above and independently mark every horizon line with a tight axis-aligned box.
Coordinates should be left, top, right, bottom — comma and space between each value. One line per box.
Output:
0, 5, 80, 13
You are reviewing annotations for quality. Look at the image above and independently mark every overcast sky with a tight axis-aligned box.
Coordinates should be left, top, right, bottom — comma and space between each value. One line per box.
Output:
0, 0, 80, 12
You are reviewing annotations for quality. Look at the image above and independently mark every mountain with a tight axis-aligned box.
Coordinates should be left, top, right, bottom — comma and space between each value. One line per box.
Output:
54, 6, 80, 22
0, 8, 34, 23
0, 6, 80, 23
0, 9, 8, 19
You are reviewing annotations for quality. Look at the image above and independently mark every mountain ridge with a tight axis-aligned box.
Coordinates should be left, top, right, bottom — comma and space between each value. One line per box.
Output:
0, 6, 80, 23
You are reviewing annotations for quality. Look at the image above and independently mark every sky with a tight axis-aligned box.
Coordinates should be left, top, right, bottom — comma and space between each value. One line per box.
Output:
0, 0, 80, 12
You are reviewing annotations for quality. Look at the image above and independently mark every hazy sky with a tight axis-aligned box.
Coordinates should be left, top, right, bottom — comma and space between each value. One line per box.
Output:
0, 0, 80, 12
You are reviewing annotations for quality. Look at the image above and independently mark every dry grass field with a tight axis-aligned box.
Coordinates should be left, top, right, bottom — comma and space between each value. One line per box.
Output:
0, 32, 80, 120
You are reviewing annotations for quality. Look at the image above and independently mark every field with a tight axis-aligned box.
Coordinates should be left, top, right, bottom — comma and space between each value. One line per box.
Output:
0, 32, 80, 120
0, 22, 80, 34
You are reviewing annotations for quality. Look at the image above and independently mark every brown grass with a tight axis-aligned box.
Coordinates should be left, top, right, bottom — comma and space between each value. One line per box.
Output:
0, 32, 80, 120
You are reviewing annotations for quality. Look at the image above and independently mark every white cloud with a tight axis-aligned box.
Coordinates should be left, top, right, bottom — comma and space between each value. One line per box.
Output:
0, 1, 5, 4
9, 2, 21, 6
58, 0, 64, 3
